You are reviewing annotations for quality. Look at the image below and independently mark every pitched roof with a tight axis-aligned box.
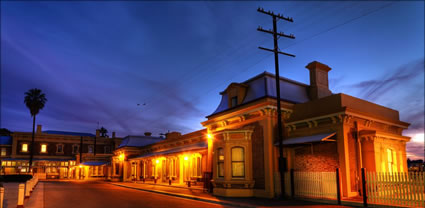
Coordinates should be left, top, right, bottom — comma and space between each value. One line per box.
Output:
42, 130, 95, 137
118, 135, 164, 148
0, 136, 12, 145
209, 71, 310, 117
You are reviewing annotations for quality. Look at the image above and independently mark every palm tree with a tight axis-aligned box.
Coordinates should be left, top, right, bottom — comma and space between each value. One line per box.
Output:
24, 88, 47, 173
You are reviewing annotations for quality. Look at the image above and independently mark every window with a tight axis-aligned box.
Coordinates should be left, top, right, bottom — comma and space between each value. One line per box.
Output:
104, 146, 111, 154
217, 148, 224, 177
72, 145, 79, 154
1, 148, 6, 156
21, 143, 28, 152
191, 157, 202, 177
231, 96, 238, 107
115, 163, 119, 175
41, 144, 47, 153
88, 145, 94, 153
231, 147, 245, 178
169, 158, 176, 177
57, 144, 64, 153
387, 148, 397, 173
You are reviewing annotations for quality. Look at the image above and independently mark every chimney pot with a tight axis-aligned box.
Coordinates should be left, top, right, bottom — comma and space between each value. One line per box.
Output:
144, 132, 152, 136
305, 61, 332, 100
36, 125, 42, 134
112, 132, 116, 138
96, 130, 100, 137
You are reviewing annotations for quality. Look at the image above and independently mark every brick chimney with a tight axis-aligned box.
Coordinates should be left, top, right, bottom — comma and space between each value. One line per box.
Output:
112, 132, 116, 138
96, 129, 100, 137
36, 125, 42, 134
305, 61, 332, 100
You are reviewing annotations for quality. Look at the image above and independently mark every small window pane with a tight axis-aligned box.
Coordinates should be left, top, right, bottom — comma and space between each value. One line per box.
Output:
232, 163, 245, 177
22, 144, 28, 152
218, 163, 224, 177
231, 148, 244, 161
41, 144, 47, 153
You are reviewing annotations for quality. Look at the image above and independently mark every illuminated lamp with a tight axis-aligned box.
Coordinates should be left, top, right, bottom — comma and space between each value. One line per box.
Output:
119, 153, 125, 162
184, 156, 188, 161
207, 133, 213, 139
156, 159, 159, 164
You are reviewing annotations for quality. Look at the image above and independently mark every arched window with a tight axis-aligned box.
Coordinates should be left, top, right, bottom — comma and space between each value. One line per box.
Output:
217, 148, 224, 177
231, 147, 245, 178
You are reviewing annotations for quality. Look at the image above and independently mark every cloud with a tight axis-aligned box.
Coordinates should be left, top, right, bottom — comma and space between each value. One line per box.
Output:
347, 58, 424, 101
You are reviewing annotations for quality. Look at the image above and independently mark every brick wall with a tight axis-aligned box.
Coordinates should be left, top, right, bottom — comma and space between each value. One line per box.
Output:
294, 142, 339, 172
247, 122, 265, 189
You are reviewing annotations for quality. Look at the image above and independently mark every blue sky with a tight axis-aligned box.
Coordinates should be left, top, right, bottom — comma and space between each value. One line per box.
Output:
1, 1, 424, 159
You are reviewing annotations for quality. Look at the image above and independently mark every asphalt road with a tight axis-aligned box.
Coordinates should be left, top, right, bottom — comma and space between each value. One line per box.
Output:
43, 181, 227, 208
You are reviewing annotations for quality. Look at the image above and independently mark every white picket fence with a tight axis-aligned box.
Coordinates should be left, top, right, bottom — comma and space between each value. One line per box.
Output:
366, 171, 424, 207
293, 171, 337, 199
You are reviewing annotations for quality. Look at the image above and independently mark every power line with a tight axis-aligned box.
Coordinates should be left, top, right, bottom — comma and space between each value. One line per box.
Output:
137, 2, 397, 132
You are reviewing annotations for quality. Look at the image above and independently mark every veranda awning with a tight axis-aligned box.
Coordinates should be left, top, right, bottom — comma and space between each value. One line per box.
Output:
80, 161, 110, 166
131, 141, 207, 160
275, 132, 336, 146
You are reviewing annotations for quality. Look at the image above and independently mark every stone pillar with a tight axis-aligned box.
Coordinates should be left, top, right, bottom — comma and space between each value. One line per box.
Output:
179, 156, 184, 184
123, 161, 128, 181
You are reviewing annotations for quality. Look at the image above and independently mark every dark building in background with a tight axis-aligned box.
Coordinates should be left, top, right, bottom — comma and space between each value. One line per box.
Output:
0, 125, 122, 179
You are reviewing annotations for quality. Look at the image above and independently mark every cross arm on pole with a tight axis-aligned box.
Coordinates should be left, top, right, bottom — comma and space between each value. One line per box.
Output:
257, 27, 295, 39
258, 46, 296, 57
257, 7, 294, 22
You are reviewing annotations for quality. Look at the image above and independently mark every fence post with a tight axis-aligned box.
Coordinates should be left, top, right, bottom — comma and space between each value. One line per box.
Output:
25, 180, 30, 199
336, 168, 341, 205
290, 169, 295, 198
17, 184, 25, 208
1, 187, 4, 208
361, 168, 367, 207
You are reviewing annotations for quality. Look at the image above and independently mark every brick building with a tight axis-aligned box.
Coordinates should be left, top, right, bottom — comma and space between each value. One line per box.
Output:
201, 61, 410, 198
0, 125, 122, 179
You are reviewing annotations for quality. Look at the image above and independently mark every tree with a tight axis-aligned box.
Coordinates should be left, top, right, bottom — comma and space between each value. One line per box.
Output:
0, 128, 12, 136
24, 88, 47, 173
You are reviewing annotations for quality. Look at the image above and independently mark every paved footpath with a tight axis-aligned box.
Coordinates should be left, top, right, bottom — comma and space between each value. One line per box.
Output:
110, 182, 353, 208
17, 180, 356, 208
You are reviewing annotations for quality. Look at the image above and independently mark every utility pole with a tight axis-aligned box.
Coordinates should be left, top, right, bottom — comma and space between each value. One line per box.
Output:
257, 7, 295, 198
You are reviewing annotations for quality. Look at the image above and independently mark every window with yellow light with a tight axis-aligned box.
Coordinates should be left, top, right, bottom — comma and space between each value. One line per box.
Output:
21, 143, 28, 152
41, 144, 47, 153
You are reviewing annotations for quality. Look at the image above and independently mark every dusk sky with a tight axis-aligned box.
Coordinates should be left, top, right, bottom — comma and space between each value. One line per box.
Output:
1, 1, 424, 159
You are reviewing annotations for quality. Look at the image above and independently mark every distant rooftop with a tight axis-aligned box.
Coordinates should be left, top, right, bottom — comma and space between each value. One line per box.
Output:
43, 130, 95, 137
118, 135, 164, 148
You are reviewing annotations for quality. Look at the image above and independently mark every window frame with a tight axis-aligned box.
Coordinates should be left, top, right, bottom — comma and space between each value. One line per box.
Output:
231, 96, 238, 107
88, 145, 94, 154
56, 144, 64, 154
40, 144, 48, 153
104, 146, 111, 154
72, 144, 79, 154
1, 147, 6, 156
231, 146, 245, 178
217, 148, 224, 178
21, 143, 29, 153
